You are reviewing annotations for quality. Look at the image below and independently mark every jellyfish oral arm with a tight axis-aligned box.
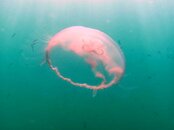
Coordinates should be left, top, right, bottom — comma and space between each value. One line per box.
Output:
46, 60, 120, 90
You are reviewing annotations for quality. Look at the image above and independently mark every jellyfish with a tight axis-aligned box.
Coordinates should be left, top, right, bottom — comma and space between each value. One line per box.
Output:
45, 26, 125, 91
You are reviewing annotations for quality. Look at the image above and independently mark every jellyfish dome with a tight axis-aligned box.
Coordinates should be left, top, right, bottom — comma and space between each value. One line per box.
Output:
45, 26, 125, 90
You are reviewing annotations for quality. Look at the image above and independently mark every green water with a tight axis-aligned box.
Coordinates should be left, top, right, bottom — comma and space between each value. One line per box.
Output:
0, 0, 174, 130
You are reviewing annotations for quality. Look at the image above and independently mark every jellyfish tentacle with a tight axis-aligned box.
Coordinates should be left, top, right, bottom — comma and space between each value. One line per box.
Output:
92, 90, 97, 97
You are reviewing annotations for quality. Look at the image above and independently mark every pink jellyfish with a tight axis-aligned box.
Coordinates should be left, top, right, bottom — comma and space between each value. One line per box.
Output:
45, 26, 125, 91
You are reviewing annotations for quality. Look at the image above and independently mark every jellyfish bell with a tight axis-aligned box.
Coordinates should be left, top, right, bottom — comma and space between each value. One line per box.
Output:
45, 26, 125, 92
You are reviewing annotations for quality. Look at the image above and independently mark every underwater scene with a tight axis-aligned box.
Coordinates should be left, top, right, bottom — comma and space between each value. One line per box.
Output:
0, 0, 174, 130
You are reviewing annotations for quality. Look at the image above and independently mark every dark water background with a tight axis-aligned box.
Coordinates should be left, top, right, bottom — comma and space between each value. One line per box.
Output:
0, 0, 174, 130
